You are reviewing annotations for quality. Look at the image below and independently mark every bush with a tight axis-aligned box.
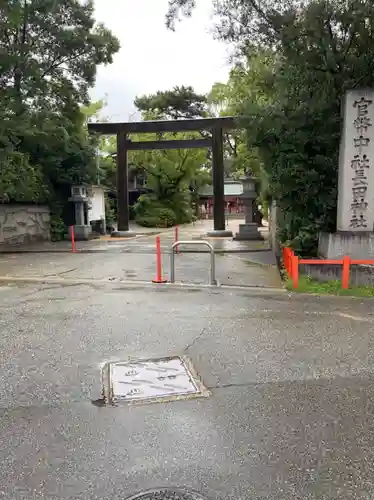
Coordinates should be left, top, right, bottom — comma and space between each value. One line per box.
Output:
136, 207, 176, 228
134, 194, 178, 227
50, 214, 66, 241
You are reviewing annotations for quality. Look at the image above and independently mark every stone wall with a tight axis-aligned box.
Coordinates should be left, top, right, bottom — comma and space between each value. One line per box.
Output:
300, 261, 374, 287
0, 205, 50, 247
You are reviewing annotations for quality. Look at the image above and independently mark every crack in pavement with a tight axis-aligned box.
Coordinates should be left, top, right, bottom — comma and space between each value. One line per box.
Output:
41, 268, 78, 278
183, 327, 207, 353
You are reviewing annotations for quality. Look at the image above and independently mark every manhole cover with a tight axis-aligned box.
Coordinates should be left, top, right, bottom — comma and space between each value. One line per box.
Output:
103, 356, 209, 405
126, 489, 209, 500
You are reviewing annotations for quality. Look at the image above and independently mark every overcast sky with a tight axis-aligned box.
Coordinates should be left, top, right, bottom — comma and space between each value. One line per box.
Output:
90, 0, 231, 120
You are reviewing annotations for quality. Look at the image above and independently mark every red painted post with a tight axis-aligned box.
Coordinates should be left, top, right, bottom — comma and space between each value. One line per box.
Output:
70, 225, 76, 253
292, 254, 299, 289
342, 256, 350, 289
285, 248, 292, 276
175, 226, 179, 254
283, 248, 289, 275
152, 236, 167, 284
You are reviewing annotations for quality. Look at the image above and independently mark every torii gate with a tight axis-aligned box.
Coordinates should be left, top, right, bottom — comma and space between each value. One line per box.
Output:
88, 116, 237, 237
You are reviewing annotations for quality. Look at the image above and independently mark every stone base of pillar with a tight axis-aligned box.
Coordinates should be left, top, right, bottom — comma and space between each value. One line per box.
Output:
111, 230, 136, 238
234, 223, 263, 241
206, 229, 233, 238
72, 225, 92, 241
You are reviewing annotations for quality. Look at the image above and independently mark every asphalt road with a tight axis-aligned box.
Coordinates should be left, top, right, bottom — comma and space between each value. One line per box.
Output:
1, 281, 374, 499
0, 219, 281, 289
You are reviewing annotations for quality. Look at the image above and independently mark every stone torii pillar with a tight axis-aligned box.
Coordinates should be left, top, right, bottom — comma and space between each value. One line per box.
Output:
87, 117, 238, 238
207, 126, 233, 237
112, 124, 135, 238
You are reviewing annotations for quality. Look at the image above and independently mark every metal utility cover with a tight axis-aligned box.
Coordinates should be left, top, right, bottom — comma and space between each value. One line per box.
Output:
105, 356, 209, 404
125, 489, 209, 500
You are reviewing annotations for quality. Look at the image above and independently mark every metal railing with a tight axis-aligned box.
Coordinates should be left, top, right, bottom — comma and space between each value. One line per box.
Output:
170, 240, 217, 286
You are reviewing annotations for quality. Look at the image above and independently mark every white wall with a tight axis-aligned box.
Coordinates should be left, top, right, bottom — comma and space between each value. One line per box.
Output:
88, 186, 106, 223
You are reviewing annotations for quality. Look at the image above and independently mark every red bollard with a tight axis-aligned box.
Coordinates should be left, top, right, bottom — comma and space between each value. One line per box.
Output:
292, 254, 299, 289
175, 225, 180, 254
152, 236, 167, 283
342, 255, 350, 289
70, 225, 77, 253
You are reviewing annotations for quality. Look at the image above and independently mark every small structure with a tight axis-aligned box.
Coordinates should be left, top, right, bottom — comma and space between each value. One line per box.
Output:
88, 185, 106, 235
68, 185, 92, 240
234, 170, 263, 241
199, 180, 244, 215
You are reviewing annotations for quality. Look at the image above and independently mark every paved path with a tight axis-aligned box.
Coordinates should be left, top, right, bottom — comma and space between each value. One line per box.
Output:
1, 281, 374, 499
0, 220, 282, 288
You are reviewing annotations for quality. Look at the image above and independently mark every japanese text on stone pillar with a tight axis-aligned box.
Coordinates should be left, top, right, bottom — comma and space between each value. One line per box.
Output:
350, 97, 372, 228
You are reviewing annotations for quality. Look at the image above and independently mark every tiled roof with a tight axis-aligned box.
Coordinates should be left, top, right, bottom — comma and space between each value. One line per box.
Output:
199, 182, 243, 197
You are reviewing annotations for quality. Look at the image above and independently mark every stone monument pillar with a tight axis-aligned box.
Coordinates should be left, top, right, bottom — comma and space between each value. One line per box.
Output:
337, 89, 374, 232
234, 170, 263, 241
319, 89, 374, 258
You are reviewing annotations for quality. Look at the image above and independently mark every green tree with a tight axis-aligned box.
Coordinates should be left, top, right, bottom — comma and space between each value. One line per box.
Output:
130, 88, 212, 226
0, 0, 119, 114
0, 2, 120, 238
166, 0, 374, 254
207, 53, 273, 205
129, 132, 209, 226
135, 85, 208, 120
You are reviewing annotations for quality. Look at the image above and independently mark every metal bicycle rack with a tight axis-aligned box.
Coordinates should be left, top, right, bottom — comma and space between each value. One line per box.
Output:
170, 240, 217, 286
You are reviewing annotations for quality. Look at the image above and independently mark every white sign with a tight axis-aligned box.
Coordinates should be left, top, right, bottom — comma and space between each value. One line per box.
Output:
337, 89, 374, 232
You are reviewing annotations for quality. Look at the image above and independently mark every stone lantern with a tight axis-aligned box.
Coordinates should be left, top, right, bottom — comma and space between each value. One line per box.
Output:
68, 185, 92, 240
234, 169, 263, 240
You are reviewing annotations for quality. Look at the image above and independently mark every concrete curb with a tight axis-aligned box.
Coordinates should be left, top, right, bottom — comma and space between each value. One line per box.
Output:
0, 275, 287, 294
0, 248, 272, 255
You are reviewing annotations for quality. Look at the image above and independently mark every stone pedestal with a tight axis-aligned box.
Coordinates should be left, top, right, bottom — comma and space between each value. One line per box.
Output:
111, 230, 136, 238
206, 229, 233, 237
319, 231, 374, 259
234, 170, 263, 241
73, 225, 92, 241
68, 189, 92, 241
235, 223, 263, 241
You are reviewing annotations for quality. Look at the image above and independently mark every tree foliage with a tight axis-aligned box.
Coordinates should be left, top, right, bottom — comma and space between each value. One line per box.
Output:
0, 0, 119, 237
207, 54, 271, 203
135, 86, 208, 120
0, 0, 119, 113
130, 132, 210, 226
131, 88, 212, 226
166, 0, 374, 254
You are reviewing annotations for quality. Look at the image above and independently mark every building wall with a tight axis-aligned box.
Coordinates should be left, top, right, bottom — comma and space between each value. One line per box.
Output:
88, 186, 106, 223
0, 205, 50, 247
